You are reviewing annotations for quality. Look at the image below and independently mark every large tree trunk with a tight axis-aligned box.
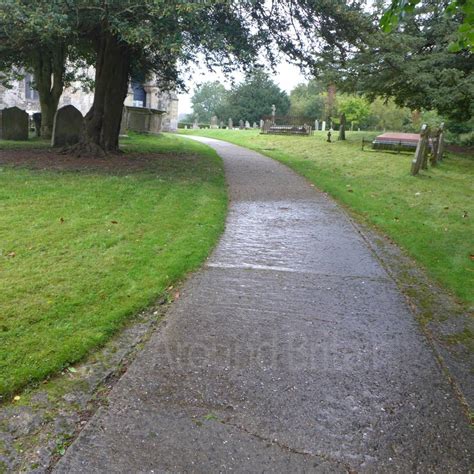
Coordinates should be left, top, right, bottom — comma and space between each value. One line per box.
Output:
32, 46, 66, 139
77, 31, 131, 156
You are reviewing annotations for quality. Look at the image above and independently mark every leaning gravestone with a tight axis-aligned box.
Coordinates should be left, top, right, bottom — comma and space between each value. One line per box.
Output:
0, 106, 29, 140
52, 105, 83, 147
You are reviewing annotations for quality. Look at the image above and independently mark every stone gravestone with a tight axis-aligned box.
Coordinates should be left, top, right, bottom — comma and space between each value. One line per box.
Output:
239, 120, 244, 130
315, 120, 319, 131
245, 120, 250, 129
220, 121, 224, 129
260, 119, 264, 129
228, 118, 233, 129
253, 122, 257, 129
192, 120, 199, 130
0, 106, 29, 140
51, 105, 83, 147
321, 121, 326, 132
210, 116, 218, 129
33, 113, 42, 137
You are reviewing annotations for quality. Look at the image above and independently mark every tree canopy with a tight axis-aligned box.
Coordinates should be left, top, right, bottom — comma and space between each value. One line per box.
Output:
190, 81, 228, 123
315, 0, 474, 122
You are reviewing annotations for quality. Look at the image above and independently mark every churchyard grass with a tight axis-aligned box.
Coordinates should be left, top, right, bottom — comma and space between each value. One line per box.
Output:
0, 133, 227, 399
181, 129, 473, 308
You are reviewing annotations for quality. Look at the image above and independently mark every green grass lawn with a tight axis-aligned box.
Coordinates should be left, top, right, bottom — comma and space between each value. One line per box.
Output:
0, 133, 227, 399
181, 129, 473, 308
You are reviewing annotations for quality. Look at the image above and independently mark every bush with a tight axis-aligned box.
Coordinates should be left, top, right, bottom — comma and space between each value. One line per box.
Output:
457, 131, 474, 147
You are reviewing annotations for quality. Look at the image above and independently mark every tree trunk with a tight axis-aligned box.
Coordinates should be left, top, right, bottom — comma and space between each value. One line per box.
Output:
77, 31, 131, 156
32, 46, 65, 139
338, 112, 346, 141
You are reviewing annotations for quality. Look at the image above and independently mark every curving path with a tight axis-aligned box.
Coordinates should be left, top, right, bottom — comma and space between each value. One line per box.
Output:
56, 137, 472, 472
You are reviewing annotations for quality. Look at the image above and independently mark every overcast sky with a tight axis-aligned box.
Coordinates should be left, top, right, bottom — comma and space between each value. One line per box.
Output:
178, 60, 307, 115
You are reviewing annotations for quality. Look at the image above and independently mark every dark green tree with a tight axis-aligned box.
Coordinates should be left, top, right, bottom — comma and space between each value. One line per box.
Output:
381, 0, 474, 51
220, 70, 290, 123
315, 0, 474, 122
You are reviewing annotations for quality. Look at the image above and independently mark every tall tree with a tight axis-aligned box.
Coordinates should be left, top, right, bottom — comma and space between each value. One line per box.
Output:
289, 80, 325, 118
24, 0, 366, 155
315, 0, 474, 122
190, 81, 228, 123
220, 70, 290, 123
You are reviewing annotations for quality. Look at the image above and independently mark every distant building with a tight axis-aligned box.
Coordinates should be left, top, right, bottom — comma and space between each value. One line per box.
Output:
0, 72, 178, 132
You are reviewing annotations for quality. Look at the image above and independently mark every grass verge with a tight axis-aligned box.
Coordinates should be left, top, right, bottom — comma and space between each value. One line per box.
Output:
0, 133, 227, 399
181, 129, 473, 308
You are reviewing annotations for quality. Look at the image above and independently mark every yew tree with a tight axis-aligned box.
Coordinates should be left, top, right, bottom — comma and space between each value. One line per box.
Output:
50, 0, 365, 155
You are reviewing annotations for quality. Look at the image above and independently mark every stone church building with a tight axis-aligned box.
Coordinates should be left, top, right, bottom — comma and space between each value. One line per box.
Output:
0, 73, 179, 132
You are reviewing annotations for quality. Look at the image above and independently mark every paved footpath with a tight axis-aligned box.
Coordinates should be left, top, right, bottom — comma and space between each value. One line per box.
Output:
56, 137, 472, 473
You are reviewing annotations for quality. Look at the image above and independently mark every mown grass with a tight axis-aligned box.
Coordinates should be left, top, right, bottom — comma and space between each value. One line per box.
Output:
181, 129, 473, 307
0, 133, 227, 399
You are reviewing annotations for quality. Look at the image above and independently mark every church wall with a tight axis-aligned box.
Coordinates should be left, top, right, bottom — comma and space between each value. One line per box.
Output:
0, 73, 178, 132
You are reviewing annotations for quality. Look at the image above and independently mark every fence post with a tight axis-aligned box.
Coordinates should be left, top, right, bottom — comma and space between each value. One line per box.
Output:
437, 122, 445, 161
411, 124, 429, 176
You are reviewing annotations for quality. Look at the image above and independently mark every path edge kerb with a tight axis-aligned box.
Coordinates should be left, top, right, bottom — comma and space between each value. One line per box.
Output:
182, 133, 474, 421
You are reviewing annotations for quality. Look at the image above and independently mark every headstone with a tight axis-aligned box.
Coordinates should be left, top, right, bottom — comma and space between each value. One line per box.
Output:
327, 131, 332, 143
33, 112, 42, 137
260, 119, 264, 129
184, 125, 188, 130
315, 120, 319, 131
245, 120, 250, 129
271, 104, 276, 124
51, 105, 83, 147
253, 122, 258, 129
210, 115, 218, 129
262, 119, 272, 133
228, 118, 233, 129
321, 121, 326, 131
239, 120, 244, 130
192, 120, 199, 130
220, 121, 224, 129
0, 106, 29, 140
358, 127, 361, 132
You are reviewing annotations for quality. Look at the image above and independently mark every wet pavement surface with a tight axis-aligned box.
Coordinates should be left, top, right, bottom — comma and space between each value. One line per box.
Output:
55, 137, 472, 473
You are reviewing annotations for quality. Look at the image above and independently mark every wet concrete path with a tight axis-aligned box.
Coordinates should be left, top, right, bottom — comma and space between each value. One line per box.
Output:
56, 137, 472, 472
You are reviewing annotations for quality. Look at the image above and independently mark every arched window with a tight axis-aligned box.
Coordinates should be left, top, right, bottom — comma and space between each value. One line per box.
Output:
131, 81, 146, 107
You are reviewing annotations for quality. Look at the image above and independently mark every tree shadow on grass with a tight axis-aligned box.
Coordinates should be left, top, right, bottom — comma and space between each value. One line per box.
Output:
0, 148, 204, 178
